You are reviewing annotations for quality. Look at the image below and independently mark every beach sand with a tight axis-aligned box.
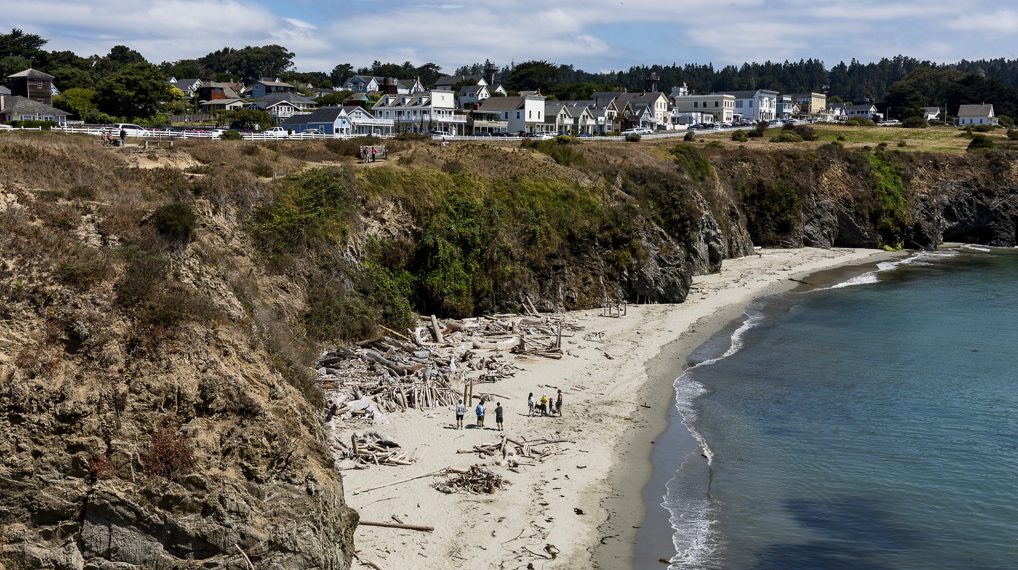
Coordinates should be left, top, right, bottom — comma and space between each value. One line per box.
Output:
342, 247, 899, 570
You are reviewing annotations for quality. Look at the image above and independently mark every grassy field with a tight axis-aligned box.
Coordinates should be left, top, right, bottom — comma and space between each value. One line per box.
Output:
693, 124, 1015, 154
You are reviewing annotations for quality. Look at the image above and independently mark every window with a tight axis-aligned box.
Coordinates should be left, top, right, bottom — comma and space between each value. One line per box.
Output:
693, 101, 698, 108
528, 110, 532, 119
714, 101, 719, 107
517, 111, 521, 119
748, 101, 753, 107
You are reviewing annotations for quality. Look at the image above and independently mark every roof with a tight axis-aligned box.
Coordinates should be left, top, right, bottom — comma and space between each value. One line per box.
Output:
0, 95, 68, 117
478, 96, 525, 112
923, 106, 941, 113
397, 78, 419, 89
282, 106, 372, 126
719, 90, 758, 99
203, 82, 241, 99
7, 68, 54, 80
346, 74, 380, 85
172, 78, 200, 91
458, 85, 486, 97
256, 78, 294, 88
0, 86, 10, 95
846, 104, 876, 111
255, 92, 315, 105
199, 98, 245, 106
436, 74, 482, 87
957, 104, 993, 117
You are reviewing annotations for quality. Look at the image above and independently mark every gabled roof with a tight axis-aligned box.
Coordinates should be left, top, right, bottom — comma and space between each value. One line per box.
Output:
0, 95, 68, 117
281, 106, 369, 126
719, 90, 758, 99
7, 68, 54, 80
458, 85, 486, 97
199, 98, 245, 107
478, 96, 525, 112
172, 78, 200, 91
0, 86, 10, 95
923, 106, 941, 114
397, 78, 420, 90
346, 74, 381, 85
846, 104, 877, 112
202, 82, 241, 99
957, 104, 993, 117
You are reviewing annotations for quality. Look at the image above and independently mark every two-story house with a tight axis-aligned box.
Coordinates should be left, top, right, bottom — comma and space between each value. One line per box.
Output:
672, 93, 736, 124
249, 92, 317, 123
720, 89, 779, 122
458, 85, 491, 108
281, 106, 394, 136
593, 91, 671, 130
372, 90, 467, 134
845, 103, 880, 121
250, 78, 297, 99
787, 92, 827, 117
476, 94, 549, 135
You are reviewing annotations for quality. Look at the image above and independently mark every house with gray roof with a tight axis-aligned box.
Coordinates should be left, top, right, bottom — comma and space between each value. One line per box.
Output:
281, 105, 393, 136
477, 94, 549, 134
458, 85, 490, 107
7, 68, 55, 105
956, 104, 997, 126
248, 92, 316, 123
922, 106, 941, 121
0, 95, 69, 125
169, 77, 202, 98
250, 78, 297, 98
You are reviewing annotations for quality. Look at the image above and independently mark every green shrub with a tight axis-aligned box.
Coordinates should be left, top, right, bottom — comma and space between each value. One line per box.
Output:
521, 139, 586, 166
1007, 129, 1018, 140
706, 140, 724, 150
845, 118, 875, 127
671, 144, 712, 181
151, 202, 197, 243
250, 162, 274, 177
897, 140, 907, 147
836, 134, 847, 141
252, 167, 355, 255
968, 134, 995, 150
220, 129, 242, 140
770, 132, 803, 143
683, 131, 695, 141
998, 114, 1013, 128
731, 130, 749, 142
739, 179, 802, 241
794, 125, 816, 141
972, 124, 994, 133
902, 117, 928, 129
9, 120, 57, 130
624, 133, 641, 142
867, 152, 909, 247
57, 247, 111, 287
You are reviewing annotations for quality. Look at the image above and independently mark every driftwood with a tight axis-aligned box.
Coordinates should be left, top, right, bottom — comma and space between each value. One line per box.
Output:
433, 465, 508, 494
359, 520, 434, 533
351, 468, 449, 496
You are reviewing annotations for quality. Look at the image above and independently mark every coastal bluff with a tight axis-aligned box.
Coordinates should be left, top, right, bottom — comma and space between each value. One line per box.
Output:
1, 133, 1015, 569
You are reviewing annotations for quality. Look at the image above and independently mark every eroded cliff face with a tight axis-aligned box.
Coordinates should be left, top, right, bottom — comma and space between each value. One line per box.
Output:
0, 138, 356, 569
1, 135, 1016, 569
712, 145, 1018, 249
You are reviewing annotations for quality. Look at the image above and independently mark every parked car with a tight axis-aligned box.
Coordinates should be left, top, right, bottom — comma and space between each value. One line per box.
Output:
264, 126, 289, 139
303, 128, 323, 135
534, 132, 555, 140
112, 123, 148, 137
0, 124, 13, 131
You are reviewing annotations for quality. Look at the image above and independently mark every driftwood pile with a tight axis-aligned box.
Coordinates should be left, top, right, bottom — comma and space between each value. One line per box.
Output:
433, 465, 509, 495
317, 313, 581, 421
458, 436, 573, 465
339, 431, 414, 467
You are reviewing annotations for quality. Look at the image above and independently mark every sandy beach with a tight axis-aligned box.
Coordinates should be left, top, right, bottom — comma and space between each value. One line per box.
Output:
340, 247, 899, 570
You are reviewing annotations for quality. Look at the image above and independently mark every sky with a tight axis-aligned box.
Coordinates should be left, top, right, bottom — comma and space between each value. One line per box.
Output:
7, 0, 1018, 74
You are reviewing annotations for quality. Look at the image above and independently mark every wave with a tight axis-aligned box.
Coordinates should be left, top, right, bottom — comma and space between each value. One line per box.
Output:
663, 311, 763, 569
822, 250, 959, 290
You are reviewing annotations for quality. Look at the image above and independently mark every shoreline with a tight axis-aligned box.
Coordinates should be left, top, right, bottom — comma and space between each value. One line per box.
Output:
339, 247, 901, 570
592, 248, 906, 569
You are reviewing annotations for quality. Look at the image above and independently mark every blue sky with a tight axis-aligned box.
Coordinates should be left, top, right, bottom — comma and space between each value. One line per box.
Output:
7, 0, 1018, 74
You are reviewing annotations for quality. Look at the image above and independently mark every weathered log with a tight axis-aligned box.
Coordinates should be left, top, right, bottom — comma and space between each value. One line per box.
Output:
359, 520, 435, 532
430, 314, 445, 344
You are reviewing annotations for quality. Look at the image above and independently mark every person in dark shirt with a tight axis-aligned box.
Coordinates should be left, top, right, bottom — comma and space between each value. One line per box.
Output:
495, 402, 504, 431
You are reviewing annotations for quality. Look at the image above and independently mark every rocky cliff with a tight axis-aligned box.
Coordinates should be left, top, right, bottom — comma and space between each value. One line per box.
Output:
1, 133, 1016, 569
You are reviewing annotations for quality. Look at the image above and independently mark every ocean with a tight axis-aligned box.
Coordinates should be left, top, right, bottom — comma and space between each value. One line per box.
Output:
640, 247, 1018, 570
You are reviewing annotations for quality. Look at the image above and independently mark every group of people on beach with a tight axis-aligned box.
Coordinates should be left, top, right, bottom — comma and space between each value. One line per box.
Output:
453, 389, 563, 430
527, 390, 563, 417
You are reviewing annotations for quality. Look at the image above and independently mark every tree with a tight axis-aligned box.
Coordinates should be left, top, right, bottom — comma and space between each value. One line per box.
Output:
222, 108, 271, 129
315, 90, 351, 106
95, 62, 175, 118
505, 60, 560, 92
0, 28, 47, 62
51, 65, 94, 90
200, 45, 295, 84
94, 45, 148, 79
330, 63, 354, 85
0, 55, 31, 78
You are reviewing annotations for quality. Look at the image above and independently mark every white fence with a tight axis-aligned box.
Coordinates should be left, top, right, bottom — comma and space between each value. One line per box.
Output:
55, 125, 222, 139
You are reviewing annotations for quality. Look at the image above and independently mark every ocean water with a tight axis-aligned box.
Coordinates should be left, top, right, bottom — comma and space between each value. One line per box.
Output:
653, 248, 1018, 570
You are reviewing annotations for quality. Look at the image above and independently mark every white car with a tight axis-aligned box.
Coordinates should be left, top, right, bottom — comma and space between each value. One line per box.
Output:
534, 132, 556, 140
0, 124, 13, 131
112, 123, 149, 137
263, 126, 289, 139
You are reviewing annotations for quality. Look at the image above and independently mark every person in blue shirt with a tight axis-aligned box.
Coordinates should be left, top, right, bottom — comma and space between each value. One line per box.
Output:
475, 401, 485, 428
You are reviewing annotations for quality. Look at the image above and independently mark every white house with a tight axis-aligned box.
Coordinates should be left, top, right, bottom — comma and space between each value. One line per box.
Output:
343, 75, 381, 93
249, 93, 317, 123
281, 106, 394, 136
922, 106, 941, 121
720, 89, 779, 122
372, 90, 467, 134
169, 77, 202, 98
956, 104, 997, 126
477, 95, 549, 134
845, 104, 880, 121
458, 85, 490, 107
827, 104, 848, 121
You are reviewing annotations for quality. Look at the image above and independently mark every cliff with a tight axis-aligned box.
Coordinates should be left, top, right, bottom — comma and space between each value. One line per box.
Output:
0, 133, 1015, 569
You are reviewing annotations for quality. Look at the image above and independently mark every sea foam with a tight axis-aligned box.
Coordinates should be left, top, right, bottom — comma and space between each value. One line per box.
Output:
823, 250, 959, 290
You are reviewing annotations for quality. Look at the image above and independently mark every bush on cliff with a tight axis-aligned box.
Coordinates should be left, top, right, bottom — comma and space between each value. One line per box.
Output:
968, 134, 995, 150
731, 130, 749, 142
770, 131, 803, 143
